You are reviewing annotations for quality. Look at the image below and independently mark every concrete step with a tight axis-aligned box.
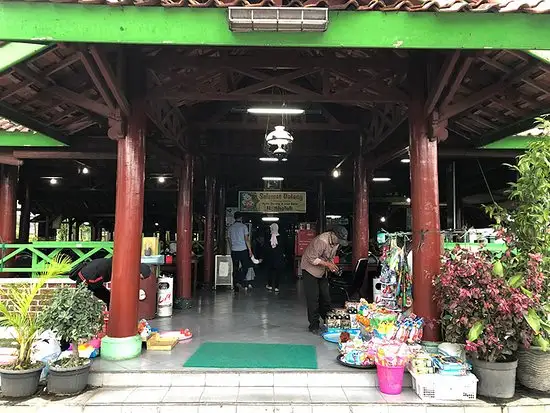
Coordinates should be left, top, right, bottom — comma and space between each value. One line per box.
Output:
2, 385, 543, 413
89, 370, 411, 389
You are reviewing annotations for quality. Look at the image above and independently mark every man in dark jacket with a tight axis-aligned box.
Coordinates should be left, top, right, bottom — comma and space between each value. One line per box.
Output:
70, 258, 152, 308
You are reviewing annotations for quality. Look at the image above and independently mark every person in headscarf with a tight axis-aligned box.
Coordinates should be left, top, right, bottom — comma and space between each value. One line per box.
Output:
300, 226, 349, 334
265, 223, 285, 293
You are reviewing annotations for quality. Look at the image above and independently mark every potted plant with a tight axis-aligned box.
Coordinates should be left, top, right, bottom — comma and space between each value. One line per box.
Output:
434, 247, 543, 398
484, 116, 550, 391
39, 283, 104, 395
0, 255, 71, 398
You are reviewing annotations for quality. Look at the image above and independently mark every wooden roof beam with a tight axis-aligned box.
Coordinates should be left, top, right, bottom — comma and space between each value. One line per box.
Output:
148, 53, 406, 73
196, 122, 358, 132
0, 153, 23, 166
89, 46, 130, 116
12, 150, 116, 160
440, 61, 542, 121
79, 50, 117, 111
169, 91, 405, 104
425, 51, 461, 115
0, 102, 71, 146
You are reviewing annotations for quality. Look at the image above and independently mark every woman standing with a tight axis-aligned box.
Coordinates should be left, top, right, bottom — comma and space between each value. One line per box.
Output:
265, 223, 285, 293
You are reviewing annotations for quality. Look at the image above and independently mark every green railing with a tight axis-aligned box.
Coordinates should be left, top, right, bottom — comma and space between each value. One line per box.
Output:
0, 241, 113, 277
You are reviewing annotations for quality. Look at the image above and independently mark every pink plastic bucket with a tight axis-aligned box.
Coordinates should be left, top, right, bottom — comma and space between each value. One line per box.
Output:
377, 364, 405, 395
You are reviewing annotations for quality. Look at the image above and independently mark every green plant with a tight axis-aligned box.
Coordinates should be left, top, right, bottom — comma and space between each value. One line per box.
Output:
485, 116, 550, 349
39, 284, 104, 367
0, 255, 72, 370
435, 247, 543, 362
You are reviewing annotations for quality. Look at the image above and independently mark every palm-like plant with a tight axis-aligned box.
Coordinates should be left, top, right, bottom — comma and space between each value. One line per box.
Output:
0, 255, 72, 370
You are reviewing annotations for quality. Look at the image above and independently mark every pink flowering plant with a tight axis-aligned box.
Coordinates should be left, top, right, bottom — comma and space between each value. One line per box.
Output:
435, 247, 543, 362
484, 116, 550, 350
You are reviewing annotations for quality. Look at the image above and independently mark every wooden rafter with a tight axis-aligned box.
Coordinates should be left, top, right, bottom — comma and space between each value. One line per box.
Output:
440, 61, 544, 121
363, 105, 407, 151
0, 101, 70, 145
425, 51, 461, 115
79, 50, 116, 111
148, 52, 407, 74
89, 46, 130, 116
13, 65, 110, 118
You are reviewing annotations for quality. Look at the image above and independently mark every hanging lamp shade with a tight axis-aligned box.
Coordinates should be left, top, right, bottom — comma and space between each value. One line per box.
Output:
265, 125, 294, 146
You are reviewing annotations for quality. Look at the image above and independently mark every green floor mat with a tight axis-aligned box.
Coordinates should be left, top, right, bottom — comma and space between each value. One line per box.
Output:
183, 342, 318, 369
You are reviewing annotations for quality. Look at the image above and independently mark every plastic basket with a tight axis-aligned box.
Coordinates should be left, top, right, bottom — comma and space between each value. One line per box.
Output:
411, 371, 477, 401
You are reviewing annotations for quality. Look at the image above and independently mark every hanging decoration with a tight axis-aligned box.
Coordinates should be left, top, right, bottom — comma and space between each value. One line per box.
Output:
264, 125, 293, 159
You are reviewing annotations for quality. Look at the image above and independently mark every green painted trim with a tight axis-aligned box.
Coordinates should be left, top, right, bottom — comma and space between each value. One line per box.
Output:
482, 133, 550, 150
528, 50, 550, 64
0, 131, 67, 147
0, 42, 48, 73
1, 4, 550, 49
0, 241, 114, 276
444, 242, 507, 252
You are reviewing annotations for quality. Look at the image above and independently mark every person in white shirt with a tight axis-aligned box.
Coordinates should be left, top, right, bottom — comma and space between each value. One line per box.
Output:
227, 212, 253, 292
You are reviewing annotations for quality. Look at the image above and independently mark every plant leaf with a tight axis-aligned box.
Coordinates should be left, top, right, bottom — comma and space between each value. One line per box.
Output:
525, 308, 542, 334
535, 335, 550, 352
468, 321, 485, 342
508, 275, 523, 288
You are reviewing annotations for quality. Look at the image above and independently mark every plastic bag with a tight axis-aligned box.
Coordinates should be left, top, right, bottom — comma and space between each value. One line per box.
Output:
246, 267, 255, 281
32, 330, 61, 380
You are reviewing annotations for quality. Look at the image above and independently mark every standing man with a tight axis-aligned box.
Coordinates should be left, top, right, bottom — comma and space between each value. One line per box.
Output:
301, 226, 349, 334
70, 257, 152, 308
227, 212, 253, 292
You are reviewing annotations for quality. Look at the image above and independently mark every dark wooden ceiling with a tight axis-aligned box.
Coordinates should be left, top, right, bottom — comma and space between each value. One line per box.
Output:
1, 45, 548, 229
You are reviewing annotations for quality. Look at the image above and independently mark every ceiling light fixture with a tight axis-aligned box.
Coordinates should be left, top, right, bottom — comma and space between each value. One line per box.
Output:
248, 108, 304, 115
262, 177, 284, 181
332, 169, 341, 178
259, 157, 279, 162
157, 176, 166, 183
81, 167, 90, 174
49, 178, 58, 185
372, 177, 391, 182
262, 216, 280, 222
400, 159, 410, 164
282, 158, 288, 162
327, 215, 342, 219
380, 217, 386, 223
155, 222, 159, 227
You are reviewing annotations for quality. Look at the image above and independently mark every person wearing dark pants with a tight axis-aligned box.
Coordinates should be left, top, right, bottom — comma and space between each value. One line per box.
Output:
227, 212, 253, 292
300, 226, 349, 334
266, 223, 285, 293
303, 270, 332, 330
231, 250, 252, 291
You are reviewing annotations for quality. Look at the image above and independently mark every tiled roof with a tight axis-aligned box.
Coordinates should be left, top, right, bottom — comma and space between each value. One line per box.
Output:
0, 117, 32, 133
22, 0, 550, 13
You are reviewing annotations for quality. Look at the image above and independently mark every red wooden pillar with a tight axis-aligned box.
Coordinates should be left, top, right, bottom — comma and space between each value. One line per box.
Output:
176, 154, 194, 299
317, 179, 326, 234
0, 165, 17, 274
107, 105, 146, 339
409, 54, 441, 342
18, 168, 31, 243
352, 139, 369, 269
204, 174, 216, 285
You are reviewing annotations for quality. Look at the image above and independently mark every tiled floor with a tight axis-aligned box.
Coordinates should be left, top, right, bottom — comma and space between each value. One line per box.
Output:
92, 277, 353, 372
3, 385, 546, 413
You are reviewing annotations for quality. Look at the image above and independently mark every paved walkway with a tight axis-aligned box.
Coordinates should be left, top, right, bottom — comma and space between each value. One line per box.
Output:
1, 385, 547, 413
